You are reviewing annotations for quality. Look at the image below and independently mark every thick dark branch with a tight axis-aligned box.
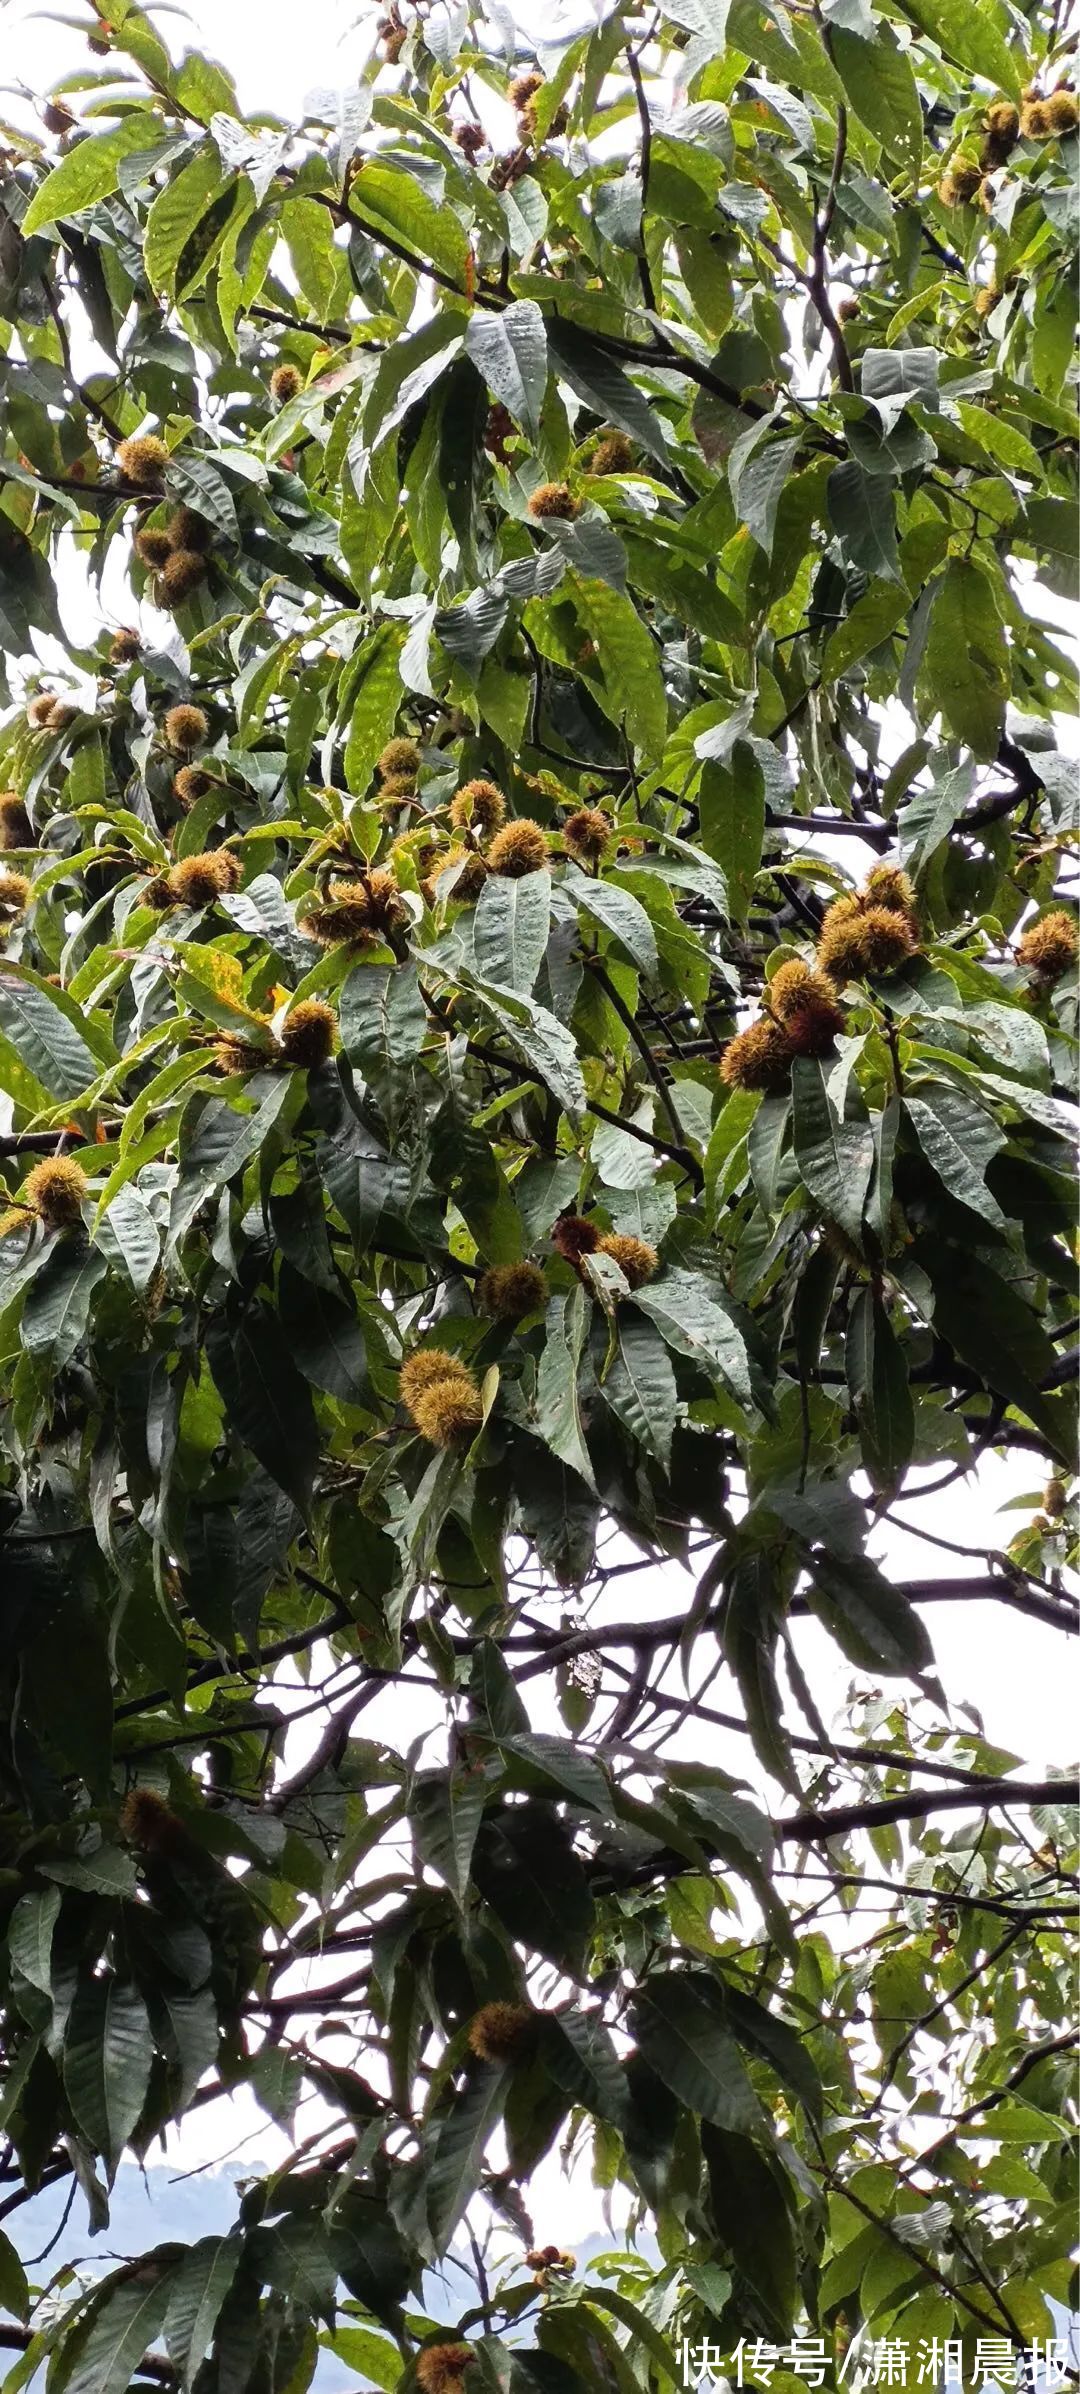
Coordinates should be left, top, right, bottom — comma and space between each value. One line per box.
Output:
509, 1574, 1076, 1671
250, 301, 363, 345
811, 2167, 1016, 2343
0, 1131, 90, 1156
625, 46, 658, 315
872, 1922, 1027, 2106
631, 1673, 1034, 1787
996, 2024, 1078, 2093
113, 1595, 355, 1722
770, 809, 892, 849
582, 955, 701, 1172
779, 1775, 1076, 1845
1041, 1345, 1078, 1390
901, 2026, 1080, 2183
0, 2328, 174, 2384
776, 1870, 1076, 1922
41, 269, 124, 439
808, 95, 854, 392
269, 1679, 382, 1811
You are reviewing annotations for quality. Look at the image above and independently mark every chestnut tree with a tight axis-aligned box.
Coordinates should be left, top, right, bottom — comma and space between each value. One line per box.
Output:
0, 2, 1076, 2389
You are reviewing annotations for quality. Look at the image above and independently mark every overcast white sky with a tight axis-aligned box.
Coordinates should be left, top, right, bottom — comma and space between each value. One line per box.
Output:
1, 0, 1077, 2324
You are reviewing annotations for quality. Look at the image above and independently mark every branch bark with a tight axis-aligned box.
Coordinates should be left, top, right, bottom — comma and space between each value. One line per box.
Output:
0, 2328, 175, 2385
778, 1775, 1075, 1845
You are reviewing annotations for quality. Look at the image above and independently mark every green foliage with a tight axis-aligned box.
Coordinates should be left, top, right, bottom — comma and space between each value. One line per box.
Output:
0, 0, 1076, 2388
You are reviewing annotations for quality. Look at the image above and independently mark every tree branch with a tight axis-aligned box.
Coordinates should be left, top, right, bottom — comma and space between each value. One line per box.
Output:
582, 954, 701, 1173
778, 1776, 1075, 1846
808, 84, 853, 391
625, 45, 659, 315
0, 2328, 174, 2384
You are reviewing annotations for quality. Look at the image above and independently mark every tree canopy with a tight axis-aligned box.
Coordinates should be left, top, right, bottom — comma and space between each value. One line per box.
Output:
0, 0, 1076, 2388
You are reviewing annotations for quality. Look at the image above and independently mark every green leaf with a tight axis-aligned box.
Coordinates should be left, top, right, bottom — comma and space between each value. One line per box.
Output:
723, 1986, 823, 2123
464, 973, 586, 1121
536, 1286, 597, 1491
166, 452, 239, 542
164, 2237, 242, 2391
583, 2286, 680, 2383
174, 178, 247, 301
0, 967, 103, 1098
830, 27, 923, 174
634, 1269, 752, 1409
706, 1085, 759, 1223
603, 1313, 677, 1471
64, 1979, 154, 2178
69, 733, 107, 807
828, 460, 901, 579
806, 1550, 933, 1677
920, 559, 1009, 760
539, 2011, 629, 2130
41, 1849, 137, 1898
474, 870, 551, 994
177, 56, 239, 120
207, 1306, 318, 1517
571, 578, 668, 760
22, 115, 163, 234
899, 0, 1022, 97
8, 1888, 61, 2002
622, 533, 743, 642
411, 1766, 491, 1907
471, 1640, 530, 1738
500, 1731, 610, 1812
793, 1238, 841, 1380
321, 2329, 401, 2392
330, 2192, 414, 2317
730, 431, 802, 556
898, 761, 976, 875
699, 752, 765, 926
822, 579, 911, 683
341, 446, 398, 596
169, 1079, 295, 1245
151, 1988, 219, 2112
0, 2230, 28, 2325
422, 2068, 509, 2252
342, 624, 405, 792
747, 1091, 791, 1216
144, 144, 231, 295
956, 403, 1042, 483
64, 2265, 177, 2394
791, 1057, 874, 1244
477, 654, 531, 750
566, 863, 658, 978
917, 1240, 1071, 1460
846, 1288, 915, 1491
340, 960, 426, 1127
974, 2100, 1071, 2143
472, 1804, 595, 1972
631, 1972, 761, 2131
351, 161, 470, 286
905, 1086, 1007, 1227
96, 1180, 161, 1295
367, 310, 466, 451
547, 319, 671, 467
282, 195, 346, 322
465, 301, 548, 440
278, 1260, 370, 1406
703, 2125, 798, 2338
439, 356, 488, 578
21, 1246, 106, 1371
